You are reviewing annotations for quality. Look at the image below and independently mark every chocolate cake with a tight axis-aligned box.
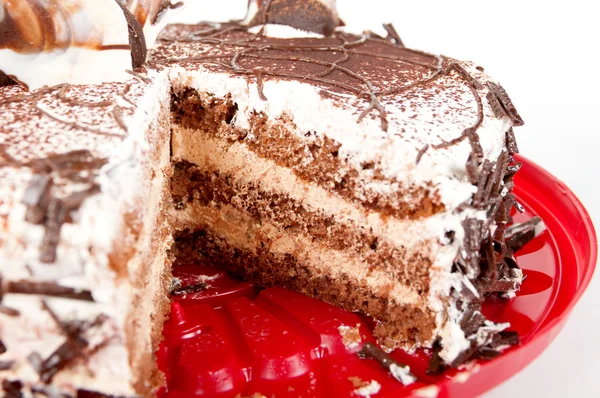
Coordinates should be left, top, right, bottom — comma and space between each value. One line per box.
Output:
0, 0, 544, 396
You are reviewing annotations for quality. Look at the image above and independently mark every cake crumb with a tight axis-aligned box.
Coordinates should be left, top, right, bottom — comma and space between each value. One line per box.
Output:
349, 377, 381, 397
338, 323, 362, 350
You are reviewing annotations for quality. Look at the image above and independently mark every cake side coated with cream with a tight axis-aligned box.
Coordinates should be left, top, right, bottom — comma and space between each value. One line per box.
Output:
0, 72, 174, 396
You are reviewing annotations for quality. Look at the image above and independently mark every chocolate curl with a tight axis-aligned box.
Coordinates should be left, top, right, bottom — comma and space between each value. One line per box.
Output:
246, 0, 343, 36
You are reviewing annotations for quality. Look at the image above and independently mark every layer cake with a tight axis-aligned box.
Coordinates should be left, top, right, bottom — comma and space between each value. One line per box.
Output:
0, 0, 543, 396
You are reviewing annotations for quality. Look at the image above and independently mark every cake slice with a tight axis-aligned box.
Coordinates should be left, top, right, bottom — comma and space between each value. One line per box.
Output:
159, 15, 530, 364
0, 0, 542, 395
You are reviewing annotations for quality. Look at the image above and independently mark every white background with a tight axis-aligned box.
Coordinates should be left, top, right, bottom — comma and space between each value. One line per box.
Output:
172, 1, 600, 396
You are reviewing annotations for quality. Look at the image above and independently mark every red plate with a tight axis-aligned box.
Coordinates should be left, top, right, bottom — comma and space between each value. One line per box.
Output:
157, 156, 597, 397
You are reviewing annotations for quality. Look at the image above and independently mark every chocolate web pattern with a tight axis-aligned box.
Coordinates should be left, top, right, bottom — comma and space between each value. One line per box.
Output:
0, 69, 154, 142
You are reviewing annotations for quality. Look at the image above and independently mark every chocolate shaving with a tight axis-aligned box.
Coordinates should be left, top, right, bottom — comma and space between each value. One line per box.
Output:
505, 127, 519, 154
2, 380, 23, 397
37, 150, 108, 173
466, 128, 484, 163
38, 336, 88, 383
487, 82, 524, 126
486, 90, 506, 119
472, 160, 493, 208
0, 305, 20, 317
426, 340, 444, 375
22, 174, 53, 225
171, 282, 209, 296
0, 339, 6, 354
0, 71, 16, 87
505, 216, 544, 253
0, 360, 15, 372
514, 200, 525, 213
465, 152, 479, 184
248, 0, 342, 36
40, 199, 68, 263
76, 390, 127, 398
415, 144, 429, 164
504, 162, 522, 182
6, 280, 94, 301
459, 306, 487, 337
358, 342, 416, 385
116, 1, 147, 68
28, 352, 44, 374
382, 23, 405, 46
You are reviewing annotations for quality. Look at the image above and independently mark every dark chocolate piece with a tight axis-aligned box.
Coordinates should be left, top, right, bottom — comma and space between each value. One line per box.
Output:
40, 198, 67, 263
426, 340, 444, 375
116, 1, 147, 68
0, 71, 16, 87
0, 305, 20, 317
487, 82, 525, 126
382, 23, 404, 46
0, 360, 15, 372
6, 280, 94, 301
486, 90, 506, 119
0, 339, 6, 354
505, 127, 519, 154
76, 389, 129, 398
358, 342, 416, 385
38, 336, 88, 383
505, 216, 544, 253
248, 0, 342, 36
2, 380, 23, 398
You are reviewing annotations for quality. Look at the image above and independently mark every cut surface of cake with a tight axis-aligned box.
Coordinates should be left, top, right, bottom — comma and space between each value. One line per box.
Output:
0, 0, 543, 396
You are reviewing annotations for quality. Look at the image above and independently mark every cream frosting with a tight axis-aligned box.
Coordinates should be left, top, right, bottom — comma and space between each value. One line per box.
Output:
0, 70, 172, 394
